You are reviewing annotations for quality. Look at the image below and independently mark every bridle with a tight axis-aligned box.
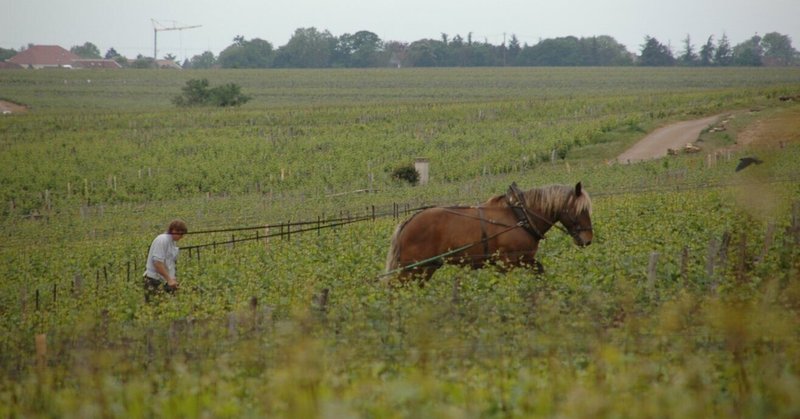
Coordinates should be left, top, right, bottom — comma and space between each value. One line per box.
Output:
507, 182, 592, 243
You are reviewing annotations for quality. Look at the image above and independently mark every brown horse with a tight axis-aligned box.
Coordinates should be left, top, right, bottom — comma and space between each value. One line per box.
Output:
384, 182, 593, 282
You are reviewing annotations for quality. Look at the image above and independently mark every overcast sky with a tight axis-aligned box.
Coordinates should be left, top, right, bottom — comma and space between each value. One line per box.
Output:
3, 0, 799, 61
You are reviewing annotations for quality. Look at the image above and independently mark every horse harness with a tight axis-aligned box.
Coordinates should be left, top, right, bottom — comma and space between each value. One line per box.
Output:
506, 182, 545, 240
438, 183, 552, 243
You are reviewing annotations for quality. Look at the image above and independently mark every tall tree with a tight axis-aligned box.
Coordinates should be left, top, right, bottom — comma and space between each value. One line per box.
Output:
507, 34, 521, 64
70, 42, 101, 59
274, 27, 336, 68
714, 33, 733, 66
699, 35, 715, 66
639, 36, 674, 66
679, 34, 697, 66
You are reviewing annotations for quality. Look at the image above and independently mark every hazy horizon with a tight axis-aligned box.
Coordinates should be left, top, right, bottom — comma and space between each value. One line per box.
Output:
3, 0, 799, 61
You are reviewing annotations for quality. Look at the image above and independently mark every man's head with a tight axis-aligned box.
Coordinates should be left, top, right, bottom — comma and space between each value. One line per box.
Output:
167, 219, 188, 240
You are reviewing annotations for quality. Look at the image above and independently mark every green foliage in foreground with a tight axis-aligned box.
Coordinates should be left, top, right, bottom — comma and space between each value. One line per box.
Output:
1, 68, 799, 417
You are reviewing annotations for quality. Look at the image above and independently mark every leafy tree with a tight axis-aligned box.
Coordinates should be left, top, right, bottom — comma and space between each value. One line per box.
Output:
0, 47, 17, 61
384, 41, 408, 67
761, 32, 796, 66
639, 36, 674, 66
104, 48, 120, 60
733, 35, 763, 66
219, 37, 274, 68
406, 40, 442, 67
516, 35, 631, 66
714, 33, 733, 66
189, 51, 217, 69
519, 36, 583, 66
583, 36, 633, 66
274, 27, 336, 68
70, 42, 101, 59
334, 31, 383, 67
699, 36, 715, 66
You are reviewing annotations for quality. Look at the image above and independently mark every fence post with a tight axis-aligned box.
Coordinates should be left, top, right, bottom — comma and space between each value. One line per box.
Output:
759, 222, 775, 262
680, 246, 689, 284
736, 233, 748, 283
227, 313, 238, 338
706, 237, 718, 279
35, 334, 47, 369
791, 201, 800, 246
647, 252, 659, 293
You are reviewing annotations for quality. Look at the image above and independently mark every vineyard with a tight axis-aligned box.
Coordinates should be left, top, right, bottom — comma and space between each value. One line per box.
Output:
1, 67, 800, 417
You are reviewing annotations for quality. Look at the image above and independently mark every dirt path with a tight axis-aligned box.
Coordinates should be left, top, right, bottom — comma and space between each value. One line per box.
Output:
0, 100, 28, 115
616, 115, 720, 163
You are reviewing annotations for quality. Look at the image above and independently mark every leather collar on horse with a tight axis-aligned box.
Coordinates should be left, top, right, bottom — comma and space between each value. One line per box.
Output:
506, 182, 546, 240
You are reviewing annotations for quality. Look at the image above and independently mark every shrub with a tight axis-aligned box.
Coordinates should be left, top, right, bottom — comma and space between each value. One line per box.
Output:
173, 79, 251, 107
391, 164, 419, 185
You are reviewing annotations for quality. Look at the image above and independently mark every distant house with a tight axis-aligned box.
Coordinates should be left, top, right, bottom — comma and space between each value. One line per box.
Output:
4, 45, 121, 69
155, 59, 182, 70
7, 45, 80, 69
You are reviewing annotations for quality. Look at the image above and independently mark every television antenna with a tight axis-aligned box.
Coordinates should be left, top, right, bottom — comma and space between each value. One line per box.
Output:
152, 19, 201, 65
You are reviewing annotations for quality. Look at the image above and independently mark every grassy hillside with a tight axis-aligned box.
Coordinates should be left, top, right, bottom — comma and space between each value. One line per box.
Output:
1, 68, 799, 417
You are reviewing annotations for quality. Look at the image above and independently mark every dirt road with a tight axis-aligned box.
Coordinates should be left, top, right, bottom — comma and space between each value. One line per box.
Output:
0, 100, 28, 115
616, 115, 720, 163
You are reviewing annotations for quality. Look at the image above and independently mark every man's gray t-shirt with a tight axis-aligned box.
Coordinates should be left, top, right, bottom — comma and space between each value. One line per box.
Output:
144, 233, 179, 280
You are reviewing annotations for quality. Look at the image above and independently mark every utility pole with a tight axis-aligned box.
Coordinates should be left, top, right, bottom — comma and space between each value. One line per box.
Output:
152, 19, 201, 67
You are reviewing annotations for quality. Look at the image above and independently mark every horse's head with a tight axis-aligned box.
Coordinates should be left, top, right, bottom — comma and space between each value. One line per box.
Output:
557, 182, 593, 247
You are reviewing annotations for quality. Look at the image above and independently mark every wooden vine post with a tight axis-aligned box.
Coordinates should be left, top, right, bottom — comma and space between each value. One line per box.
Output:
35, 334, 47, 369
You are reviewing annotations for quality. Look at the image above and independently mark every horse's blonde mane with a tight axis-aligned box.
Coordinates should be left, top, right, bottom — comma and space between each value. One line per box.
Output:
524, 184, 592, 216
485, 184, 592, 215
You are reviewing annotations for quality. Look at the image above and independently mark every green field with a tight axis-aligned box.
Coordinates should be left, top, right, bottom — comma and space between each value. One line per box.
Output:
1, 67, 800, 417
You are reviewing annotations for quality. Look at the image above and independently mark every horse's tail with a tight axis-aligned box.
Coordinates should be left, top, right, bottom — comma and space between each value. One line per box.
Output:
385, 222, 404, 273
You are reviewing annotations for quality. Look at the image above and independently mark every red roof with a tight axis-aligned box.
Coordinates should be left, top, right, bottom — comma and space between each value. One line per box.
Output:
8, 45, 80, 67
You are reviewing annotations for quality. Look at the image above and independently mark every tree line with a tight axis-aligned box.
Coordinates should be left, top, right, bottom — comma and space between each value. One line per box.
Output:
3, 28, 796, 68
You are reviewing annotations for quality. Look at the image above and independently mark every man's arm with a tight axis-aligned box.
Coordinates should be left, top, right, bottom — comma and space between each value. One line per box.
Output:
153, 260, 178, 290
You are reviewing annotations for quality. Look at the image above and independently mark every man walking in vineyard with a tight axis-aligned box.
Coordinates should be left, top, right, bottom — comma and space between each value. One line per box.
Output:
143, 219, 187, 302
